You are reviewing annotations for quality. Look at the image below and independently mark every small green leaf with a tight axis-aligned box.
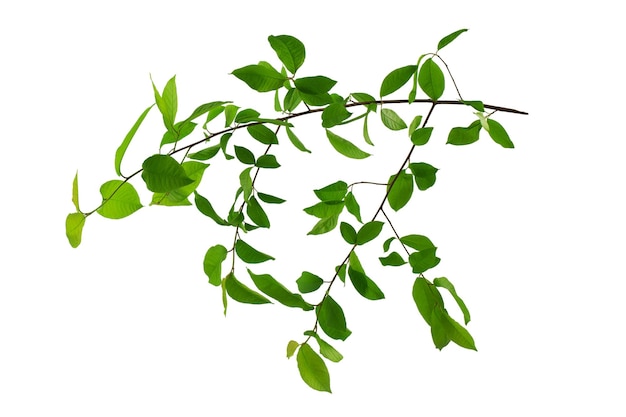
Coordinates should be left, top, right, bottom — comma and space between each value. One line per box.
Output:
433, 277, 471, 325
268, 35, 305, 74
287, 340, 299, 359
257, 192, 286, 204
307, 215, 340, 235
234, 108, 260, 123
387, 171, 414, 211
285, 126, 311, 153
160, 120, 197, 147
284, 88, 302, 112
462, 100, 484, 112
322, 102, 352, 128
303, 201, 345, 218
66, 212, 86, 248
379, 252, 407, 266
115, 104, 154, 177
447, 120, 482, 145
235, 239, 275, 264
314, 181, 348, 202
412, 277, 444, 326
380, 65, 417, 97
411, 127, 433, 146
246, 196, 270, 228
382, 237, 395, 252
380, 108, 407, 130
340, 222, 357, 244
344, 192, 362, 223
247, 124, 279, 145
487, 119, 514, 148
356, 221, 384, 245
188, 144, 221, 161
408, 248, 441, 274
304, 331, 343, 363
348, 251, 385, 300
351, 92, 377, 112
224, 273, 271, 305
141, 154, 194, 193
294, 76, 336, 95
234, 145, 256, 165
151, 75, 177, 133
326, 130, 371, 159
297, 343, 331, 393
317, 295, 351, 341
247, 269, 313, 311
239, 167, 253, 202
408, 115, 423, 136
400, 234, 435, 251
362, 113, 373, 145
194, 191, 228, 226
232, 63, 287, 92
97, 180, 143, 219
71, 171, 80, 212
408, 162, 438, 191
437, 28, 468, 51
203, 245, 228, 286
297, 272, 324, 293
255, 154, 280, 168
418, 58, 445, 101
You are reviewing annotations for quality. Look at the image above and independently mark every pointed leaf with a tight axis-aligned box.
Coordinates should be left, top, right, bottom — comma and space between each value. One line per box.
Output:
408, 162, 438, 190
232, 63, 287, 92
408, 115, 423, 136
307, 215, 339, 235
322, 102, 352, 128
418, 58, 445, 101
194, 191, 228, 226
246, 196, 270, 228
248, 269, 313, 311
303, 201, 344, 218
203, 245, 228, 286
326, 130, 370, 159
115, 104, 154, 176
447, 120, 482, 145
340, 222, 357, 244
487, 119, 514, 148
235, 239, 275, 263
97, 180, 143, 219
437, 29, 468, 51
297, 343, 331, 393
247, 124, 279, 144
255, 154, 280, 168
257, 192, 286, 204
314, 181, 348, 202
234, 145, 256, 165
400, 234, 435, 251
344, 192, 362, 223
71, 171, 80, 212
380, 65, 417, 97
462, 100, 484, 112
285, 126, 311, 153
224, 273, 271, 305
412, 277, 444, 326
383, 237, 395, 252
387, 172, 414, 211
151, 161, 208, 206
234, 108, 261, 123
141, 154, 194, 193
348, 251, 385, 300
188, 144, 221, 161
294, 76, 336, 95
239, 167, 253, 202
380, 108, 407, 130
356, 221, 384, 245
317, 295, 351, 341
269, 35, 306, 74
379, 252, 407, 266
434, 277, 471, 324
296, 272, 324, 293
408, 248, 441, 273
351, 92, 377, 112
66, 212, 86, 248
411, 127, 433, 146
304, 331, 343, 363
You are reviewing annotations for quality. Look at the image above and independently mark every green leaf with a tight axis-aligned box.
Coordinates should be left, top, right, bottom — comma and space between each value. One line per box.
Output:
71, 171, 80, 212
380, 108, 407, 131
362, 113, 373, 145
382, 237, 395, 252
283, 88, 302, 112
205, 105, 225, 127
255, 154, 280, 168
433, 277, 471, 324
247, 269, 313, 311
418, 58, 445, 101
160, 120, 197, 147
322, 102, 352, 128
317, 295, 351, 341
239, 167, 253, 202
379, 252, 407, 266
97, 180, 143, 219
294, 76, 336, 95
151, 75, 178, 133
462, 100, 484, 112
287, 340, 299, 359
487, 119, 514, 148
340, 222, 357, 244
304, 201, 345, 218
234, 145, 256, 165
326, 130, 370, 159
223, 104, 239, 127
219, 132, 234, 160
246, 196, 270, 228
297, 343, 331, 393
268, 35, 305, 74
408, 162, 438, 191
257, 192, 286, 204
412, 277, 444, 326
348, 251, 385, 300
296, 272, 324, 293
224, 273, 271, 305
314, 181, 347, 202
437, 28, 468, 51
408, 115, 423, 136
247, 124, 279, 145
194, 191, 228, 226
285, 126, 311, 153
411, 127, 433, 146
336, 264, 347, 283
430, 307, 476, 350
151, 161, 208, 206
115, 104, 154, 177
141, 154, 194, 193
447, 120, 482, 145
304, 331, 343, 363
356, 221, 384, 245
387, 171, 414, 211
307, 215, 340, 235
203, 245, 227, 286
400, 234, 435, 251
235, 239, 275, 263
66, 212, 86, 248
232, 63, 287, 92
344, 192, 362, 223
234, 108, 260, 123
408, 248, 441, 274
351, 92, 377, 112
380, 65, 417, 97
188, 144, 221, 161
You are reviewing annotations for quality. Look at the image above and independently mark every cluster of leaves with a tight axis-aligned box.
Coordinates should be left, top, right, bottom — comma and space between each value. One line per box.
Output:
66, 29, 525, 393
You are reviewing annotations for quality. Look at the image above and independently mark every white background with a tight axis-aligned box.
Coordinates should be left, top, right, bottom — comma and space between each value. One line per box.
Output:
2, 1, 625, 415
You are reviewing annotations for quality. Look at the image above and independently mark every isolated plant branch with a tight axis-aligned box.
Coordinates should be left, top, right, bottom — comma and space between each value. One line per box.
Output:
66, 29, 527, 393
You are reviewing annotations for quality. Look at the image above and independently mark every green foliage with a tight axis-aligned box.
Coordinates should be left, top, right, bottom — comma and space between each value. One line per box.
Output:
67, 30, 525, 392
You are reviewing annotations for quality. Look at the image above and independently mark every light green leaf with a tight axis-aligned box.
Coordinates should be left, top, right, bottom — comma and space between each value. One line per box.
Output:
235, 239, 275, 263
437, 28, 468, 51
287, 340, 299, 358
487, 119, 514, 148
151, 75, 177, 133
285, 126, 311, 153
232, 63, 287, 92
408, 115, 423, 136
326, 130, 370, 159
408, 162, 438, 190
362, 113, 373, 145
387, 171, 414, 211
447, 120, 482, 145
188, 144, 221, 161
66, 212, 86, 248
411, 127, 433, 146
203, 245, 228, 286
296, 271, 324, 293
307, 215, 340, 235
160, 120, 197, 147
224, 104, 239, 127
340, 222, 357, 244
268, 35, 306, 74
219, 132, 234, 160
151, 161, 208, 206
380, 108, 407, 130
314, 181, 347, 202
194, 191, 228, 226
72, 171, 80, 212
344, 192, 362, 223
246, 196, 270, 228
430, 307, 476, 350
97, 180, 143, 219
239, 167, 253, 202
303, 201, 345, 218
247, 269, 313, 311
380, 65, 417, 97
356, 221, 384, 245
247, 124, 279, 145
224, 273, 271, 305
297, 343, 331, 393
284, 88, 302, 112
304, 331, 343, 363
234, 108, 261, 123
434, 277, 471, 324
418, 58, 445, 101
141, 154, 194, 193
234, 145, 256, 165
317, 295, 351, 341
115, 104, 154, 177
379, 252, 407, 266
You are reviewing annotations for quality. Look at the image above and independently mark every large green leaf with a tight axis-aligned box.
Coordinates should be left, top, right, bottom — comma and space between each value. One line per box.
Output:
408, 162, 438, 191
255, 154, 280, 169
418, 58, 445, 101
447, 120, 481, 145
297, 343, 331, 393
247, 269, 313, 311
296, 271, 324, 293
141, 154, 194, 192
400, 234, 435, 251
239, 167, 253, 202
160, 120, 197, 147
317, 295, 351, 341
224, 273, 271, 305
437, 28, 468, 51
66, 212, 86, 248
188, 144, 221, 161
387, 171, 414, 211
356, 221, 384, 245
487, 119, 514, 148
151, 161, 208, 206
430, 307, 476, 350
235, 239, 275, 263
380, 65, 417, 97
294, 76, 336, 95
246, 196, 270, 228
314, 181, 347, 202
234, 108, 261, 123
380, 108, 407, 131
247, 124, 279, 144
97, 180, 143, 219
232, 63, 287, 92
203, 245, 228, 286
115, 104, 154, 177
268, 35, 306, 74
326, 130, 370, 159
434, 277, 471, 324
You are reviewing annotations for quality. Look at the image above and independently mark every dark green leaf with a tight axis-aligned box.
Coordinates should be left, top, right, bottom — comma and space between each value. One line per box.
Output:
418, 58, 445, 101
297, 272, 324, 293
462, 100, 484, 112
115, 104, 154, 177
194, 191, 228, 226
257, 192, 286, 204
283, 88, 302, 112
412, 277, 444, 326
307, 215, 339, 235
248, 269, 313, 311
356, 221, 384, 245
487, 119, 514, 148
382, 237, 395, 252
387, 171, 414, 211
340, 222, 357, 244
317, 295, 351, 341
66, 212, 86, 248
322, 102, 352, 128
348, 251, 385, 300
255, 154, 280, 168
408, 162, 438, 190
234, 145, 255, 165
304, 331, 343, 363
224, 273, 271, 305
295, 76, 336, 95
344, 192, 362, 223
234, 108, 260, 123
380, 108, 407, 130
232, 63, 287, 92
326, 130, 371, 159
246, 196, 270, 228
351, 92, 377, 112
97, 180, 142, 219
411, 127, 433, 146
303, 201, 345, 218
433, 277, 471, 324
379, 252, 407, 266
141, 154, 194, 193
268, 35, 306, 74
235, 239, 275, 263
380, 65, 417, 97
437, 28, 468, 51
203, 245, 227, 286
287, 340, 299, 358
297, 343, 331, 393
408, 248, 441, 273
205, 105, 225, 127
299, 92, 333, 107
188, 144, 221, 161
314, 180, 347, 202
247, 124, 279, 144
285, 126, 311, 153
447, 120, 481, 145
400, 234, 435, 251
